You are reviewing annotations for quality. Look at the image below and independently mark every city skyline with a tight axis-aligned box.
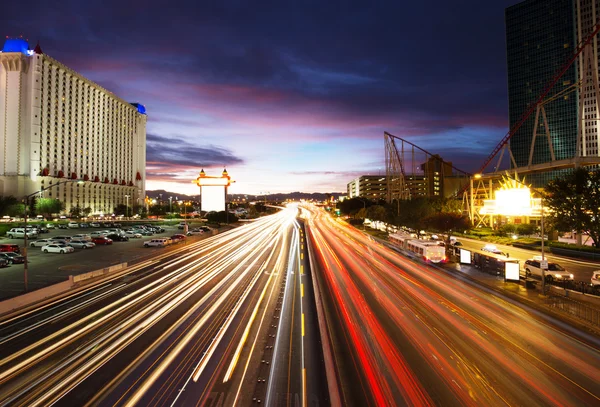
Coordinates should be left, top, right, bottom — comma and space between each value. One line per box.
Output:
1, 0, 516, 195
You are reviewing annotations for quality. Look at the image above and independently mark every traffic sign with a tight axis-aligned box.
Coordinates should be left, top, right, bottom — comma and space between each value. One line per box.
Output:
540, 260, 548, 270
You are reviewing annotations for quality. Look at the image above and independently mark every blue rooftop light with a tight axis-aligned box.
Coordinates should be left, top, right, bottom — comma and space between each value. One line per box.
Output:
2, 38, 30, 54
130, 103, 146, 115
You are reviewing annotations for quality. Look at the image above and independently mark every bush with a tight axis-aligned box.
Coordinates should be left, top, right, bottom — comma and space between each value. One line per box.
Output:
548, 241, 600, 253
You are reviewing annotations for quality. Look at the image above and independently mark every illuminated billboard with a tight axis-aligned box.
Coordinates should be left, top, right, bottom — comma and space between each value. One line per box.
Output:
202, 187, 225, 212
505, 262, 520, 282
460, 249, 471, 264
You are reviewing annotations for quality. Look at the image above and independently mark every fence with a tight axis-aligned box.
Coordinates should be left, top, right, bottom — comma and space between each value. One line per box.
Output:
544, 295, 600, 327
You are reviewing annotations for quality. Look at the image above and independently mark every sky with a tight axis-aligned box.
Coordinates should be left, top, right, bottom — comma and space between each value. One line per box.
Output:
1, 0, 518, 195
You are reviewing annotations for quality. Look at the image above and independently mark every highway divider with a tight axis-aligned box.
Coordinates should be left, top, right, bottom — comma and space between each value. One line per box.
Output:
0, 262, 127, 316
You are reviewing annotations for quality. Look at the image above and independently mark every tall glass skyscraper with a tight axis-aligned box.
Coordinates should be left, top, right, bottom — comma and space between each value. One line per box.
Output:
506, 0, 578, 185
506, 0, 600, 186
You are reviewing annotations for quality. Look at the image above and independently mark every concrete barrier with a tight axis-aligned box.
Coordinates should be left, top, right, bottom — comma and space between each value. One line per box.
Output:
0, 276, 74, 315
0, 262, 128, 317
72, 262, 127, 284
550, 285, 600, 307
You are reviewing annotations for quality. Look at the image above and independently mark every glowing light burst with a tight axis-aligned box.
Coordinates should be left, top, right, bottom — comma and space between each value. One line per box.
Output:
480, 174, 534, 216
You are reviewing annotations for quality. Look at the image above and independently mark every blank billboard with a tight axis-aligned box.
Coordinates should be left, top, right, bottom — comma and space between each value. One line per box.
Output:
460, 249, 471, 264
505, 262, 520, 281
202, 186, 225, 212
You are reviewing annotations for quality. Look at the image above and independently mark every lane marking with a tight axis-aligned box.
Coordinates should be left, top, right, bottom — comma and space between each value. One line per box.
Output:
302, 313, 305, 337
301, 283, 304, 298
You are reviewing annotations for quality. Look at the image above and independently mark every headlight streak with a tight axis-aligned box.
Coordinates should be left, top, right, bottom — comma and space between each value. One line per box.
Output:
265, 222, 301, 407
123, 214, 295, 406
228, 220, 295, 406
0, 214, 289, 402
0, 209, 307, 406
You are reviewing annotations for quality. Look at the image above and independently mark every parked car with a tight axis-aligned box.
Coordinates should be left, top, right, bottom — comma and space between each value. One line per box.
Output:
34, 226, 49, 233
0, 257, 8, 267
524, 258, 574, 282
68, 239, 96, 249
0, 252, 26, 264
177, 222, 187, 230
0, 244, 21, 253
187, 228, 205, 235
51, 236, 72, 243
58, 224, 69, 229
68, 222, 79, 229
106, 233, 129, 242
30, 239, 54, 248
481, 244, 503, 254
71, 234, 92, 241
41, 244, 75, 254
592, 271, 600, 288
144, 238, 172, 247
134, 229, 153, 236
199, 226, 211, 232
171, 234, 187, 243
91, 231, 109, 237
79, 223, 90, 228
6, 228, 38, 239
92, 236, 113, 245
46, 223, 56, 229
125, 231, 142, 238
90, 222, 101, 228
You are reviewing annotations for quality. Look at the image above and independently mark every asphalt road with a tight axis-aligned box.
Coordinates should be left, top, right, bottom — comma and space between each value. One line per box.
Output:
0, 207, 327, 406
455, 237, 599, 282
305, 207, 600, 406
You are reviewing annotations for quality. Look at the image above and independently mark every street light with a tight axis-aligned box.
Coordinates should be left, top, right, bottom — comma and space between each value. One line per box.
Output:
124, 194, 130, 219
169, 196, 173, 213
23, 179, 84, 292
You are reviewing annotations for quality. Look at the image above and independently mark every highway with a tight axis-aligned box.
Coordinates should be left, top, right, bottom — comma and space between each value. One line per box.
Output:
305, 207, 600, 406
0, 206, 327, 406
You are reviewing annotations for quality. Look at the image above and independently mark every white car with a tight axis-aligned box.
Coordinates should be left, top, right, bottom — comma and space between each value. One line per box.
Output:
91, 231, 109, 237
41, 244, 75, 254
125, 231, 142, 238
30, 238, 54, 247
482, 244, 503, 254
90, 222, 101, 228
68, 222, 79, 229
144, 238, 172, 247
68, 239, 95, 249
71, 234, 92, 241
592, 271, 600, 288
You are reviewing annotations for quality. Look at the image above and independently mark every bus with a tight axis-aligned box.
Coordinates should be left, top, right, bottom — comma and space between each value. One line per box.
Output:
389, 233, 447, 263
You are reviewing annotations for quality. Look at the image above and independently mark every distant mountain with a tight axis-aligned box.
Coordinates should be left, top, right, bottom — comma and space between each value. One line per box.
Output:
146, 190, 344, 202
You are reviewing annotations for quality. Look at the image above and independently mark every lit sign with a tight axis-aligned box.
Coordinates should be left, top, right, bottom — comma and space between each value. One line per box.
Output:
202, 187, 225, 212
196, 177, 231, 187
460, 249, 471, 264
495, 188, 532, 216
505, 262, 520, 281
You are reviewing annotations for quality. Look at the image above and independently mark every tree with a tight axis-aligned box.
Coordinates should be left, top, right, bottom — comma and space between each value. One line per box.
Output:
207, 211, 238, 223
516, 223, 537, 236
424, 212, 471, 240
397, 197, 434, 236
70, 205, 82, 219
545, 168, 600, 247
82, 207, 92, 218
5, 203, 25, 218
35, 198, 63, 219
338, 198, 372, 218
113, 204, 127, 216
0, 196, 18, 215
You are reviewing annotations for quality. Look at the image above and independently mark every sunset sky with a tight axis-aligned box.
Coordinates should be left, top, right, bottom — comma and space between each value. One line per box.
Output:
2, 0, 517, 195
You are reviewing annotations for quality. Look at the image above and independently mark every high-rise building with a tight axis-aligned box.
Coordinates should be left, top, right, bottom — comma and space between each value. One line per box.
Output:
0, 38, 146, 215
506, 0, 600, 185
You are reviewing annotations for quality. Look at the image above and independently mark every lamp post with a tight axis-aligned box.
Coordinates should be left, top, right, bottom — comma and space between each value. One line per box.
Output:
23, 179, 83, 292
169, 196, 173, 214
124, 194, 130, 219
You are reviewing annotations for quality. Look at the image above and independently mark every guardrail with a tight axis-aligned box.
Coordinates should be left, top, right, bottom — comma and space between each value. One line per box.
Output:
544, 295, 600, 327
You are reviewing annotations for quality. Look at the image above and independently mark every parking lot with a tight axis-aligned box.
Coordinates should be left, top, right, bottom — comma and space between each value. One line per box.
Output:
0, 222, 218, 300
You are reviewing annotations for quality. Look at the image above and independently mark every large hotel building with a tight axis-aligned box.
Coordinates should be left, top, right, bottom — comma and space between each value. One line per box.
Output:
0, 38, 146, 215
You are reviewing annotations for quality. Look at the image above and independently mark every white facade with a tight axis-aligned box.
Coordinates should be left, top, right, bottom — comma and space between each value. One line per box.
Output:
0, 39, 146, 215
